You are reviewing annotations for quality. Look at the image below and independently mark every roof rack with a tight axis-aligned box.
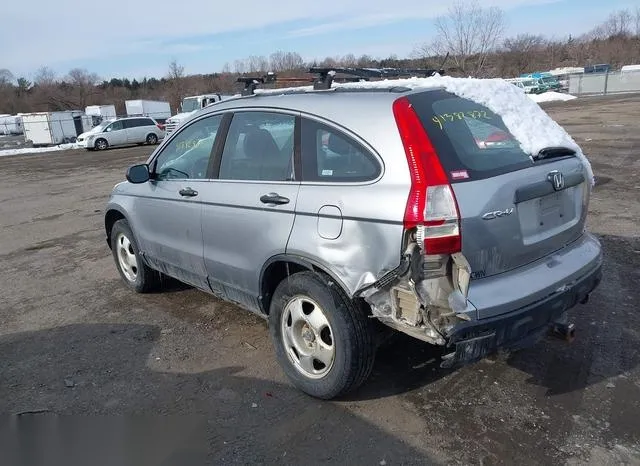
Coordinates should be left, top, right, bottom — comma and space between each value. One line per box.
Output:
237, 72, 278, 96
309, 67, 445, 90
235, 65, 447, 95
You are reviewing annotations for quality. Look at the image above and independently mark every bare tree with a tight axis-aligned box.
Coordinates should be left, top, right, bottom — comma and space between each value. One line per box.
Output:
167, 59, 185, 80
269, 51, 305, 72
0, 69, 14, 85
503, 34, 546, 54
426, 0, 506, 76
605, 9, 633, 36
501, 34, 547, 75
67, 68, 100, 87
341, 54, 357, 67
634, 6, 640, 36
356, 55, 374, 67
233, 60, 246, 74
66, 68, 101, 108
246, 55, 269, 73
33, 66, 56, 86
167, 60, 186, 112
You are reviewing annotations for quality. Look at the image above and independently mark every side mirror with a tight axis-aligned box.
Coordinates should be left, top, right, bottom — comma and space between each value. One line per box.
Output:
126, 164, 150, 184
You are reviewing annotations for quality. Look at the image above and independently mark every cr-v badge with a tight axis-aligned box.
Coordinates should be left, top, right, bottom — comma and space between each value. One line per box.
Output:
482, 208, 514, 220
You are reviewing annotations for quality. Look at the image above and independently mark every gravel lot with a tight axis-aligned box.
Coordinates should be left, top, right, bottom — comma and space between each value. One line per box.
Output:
1, 94, 639, 465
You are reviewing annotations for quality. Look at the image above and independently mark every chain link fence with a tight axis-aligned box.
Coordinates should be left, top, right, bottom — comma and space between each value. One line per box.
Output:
569, 71, 640, 96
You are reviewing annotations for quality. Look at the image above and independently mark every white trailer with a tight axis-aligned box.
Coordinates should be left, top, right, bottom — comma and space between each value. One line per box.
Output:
85, 104, 117, 120
125, 100, 171, 120
164, 93, 232, 135
0, 115, 23, 135
621, 64, 640, 74
22, 111, 90, 146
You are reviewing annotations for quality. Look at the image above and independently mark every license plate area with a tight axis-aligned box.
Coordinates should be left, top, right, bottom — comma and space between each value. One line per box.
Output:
538, 191, 566, 229
518, 186, 580, 245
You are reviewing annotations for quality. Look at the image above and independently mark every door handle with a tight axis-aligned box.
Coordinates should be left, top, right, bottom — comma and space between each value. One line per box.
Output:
179, 187, 198, 197
260, 193, 290, 205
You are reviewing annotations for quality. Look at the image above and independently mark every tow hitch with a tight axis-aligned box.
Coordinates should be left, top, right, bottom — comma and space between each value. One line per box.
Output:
550, 322, 576, 342
550, 311, 576, 343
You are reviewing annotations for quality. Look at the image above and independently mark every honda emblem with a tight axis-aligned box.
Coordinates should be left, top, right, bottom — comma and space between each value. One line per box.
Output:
548, 170, 565, 191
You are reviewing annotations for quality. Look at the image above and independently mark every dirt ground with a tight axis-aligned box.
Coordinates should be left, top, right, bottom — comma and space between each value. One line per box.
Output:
1, 94, 639, 465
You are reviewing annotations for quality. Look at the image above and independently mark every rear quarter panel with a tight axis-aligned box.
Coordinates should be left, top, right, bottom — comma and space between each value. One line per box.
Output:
286, 105, 411, 296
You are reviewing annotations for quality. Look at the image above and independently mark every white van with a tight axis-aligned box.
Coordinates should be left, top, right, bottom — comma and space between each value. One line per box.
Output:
77, 116, 165, 151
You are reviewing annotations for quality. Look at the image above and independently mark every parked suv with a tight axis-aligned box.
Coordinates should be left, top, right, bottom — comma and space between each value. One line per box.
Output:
78, 116, 164, 151
104, 81, 602, 399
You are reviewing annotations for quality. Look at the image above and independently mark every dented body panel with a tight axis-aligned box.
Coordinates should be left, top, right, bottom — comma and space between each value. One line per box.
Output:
287, 183, 407, 297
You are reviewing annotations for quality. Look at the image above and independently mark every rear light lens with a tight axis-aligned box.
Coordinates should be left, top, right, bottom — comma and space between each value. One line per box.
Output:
392, 96, 461, 255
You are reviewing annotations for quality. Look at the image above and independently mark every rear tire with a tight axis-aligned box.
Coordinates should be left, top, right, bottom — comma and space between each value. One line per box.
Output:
268, 271, 376, 399
94, 138, 108, 151
110, 219, 161, 293
146, 133, 158, 145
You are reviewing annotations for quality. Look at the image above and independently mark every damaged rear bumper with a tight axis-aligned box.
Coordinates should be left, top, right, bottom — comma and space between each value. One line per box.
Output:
440, 259, 603, 368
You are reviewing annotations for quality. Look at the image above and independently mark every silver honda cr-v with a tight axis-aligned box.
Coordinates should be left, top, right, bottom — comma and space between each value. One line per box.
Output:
104, 76, 603, 399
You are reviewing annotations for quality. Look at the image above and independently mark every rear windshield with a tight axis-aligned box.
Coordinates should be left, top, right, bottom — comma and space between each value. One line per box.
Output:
408, 90, 533, 181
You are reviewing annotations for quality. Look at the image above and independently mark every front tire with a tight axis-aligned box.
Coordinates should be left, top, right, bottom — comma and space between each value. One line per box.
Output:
269, 271, 376, 399
94, 138, 108, 151
146, 133, 158, 145
110, 219, 161, 293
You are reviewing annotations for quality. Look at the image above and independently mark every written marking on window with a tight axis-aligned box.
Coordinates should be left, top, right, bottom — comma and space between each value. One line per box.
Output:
431, 110, 493, 130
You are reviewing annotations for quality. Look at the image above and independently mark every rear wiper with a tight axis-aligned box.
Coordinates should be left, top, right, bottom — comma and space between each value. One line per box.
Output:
532, 146, 576, 161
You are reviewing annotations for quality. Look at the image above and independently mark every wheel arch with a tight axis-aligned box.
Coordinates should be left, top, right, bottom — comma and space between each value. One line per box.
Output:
104, 207, 129, 249
259, 254, 353, 315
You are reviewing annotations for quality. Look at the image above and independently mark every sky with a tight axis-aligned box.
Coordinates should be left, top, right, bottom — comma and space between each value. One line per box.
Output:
1, 0, 636, 81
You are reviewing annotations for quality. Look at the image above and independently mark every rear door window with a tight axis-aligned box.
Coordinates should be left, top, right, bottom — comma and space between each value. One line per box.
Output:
407, 89, 533, 181
300, 117, 380, 182
218, 111, 295, 182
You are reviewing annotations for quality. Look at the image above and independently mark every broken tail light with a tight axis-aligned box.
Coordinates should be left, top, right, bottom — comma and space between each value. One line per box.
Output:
392, 96, 461, 255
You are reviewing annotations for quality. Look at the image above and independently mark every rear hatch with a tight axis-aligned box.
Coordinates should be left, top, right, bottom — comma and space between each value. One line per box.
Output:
407, 89, 589, 300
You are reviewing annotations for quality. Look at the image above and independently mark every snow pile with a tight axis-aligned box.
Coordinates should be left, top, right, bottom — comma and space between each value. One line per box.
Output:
528, 92, 577, 103
256, 75, 594, 186
0, 143, 83, 158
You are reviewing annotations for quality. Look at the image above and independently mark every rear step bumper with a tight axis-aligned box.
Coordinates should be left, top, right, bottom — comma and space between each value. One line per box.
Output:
440, 256, 602, 369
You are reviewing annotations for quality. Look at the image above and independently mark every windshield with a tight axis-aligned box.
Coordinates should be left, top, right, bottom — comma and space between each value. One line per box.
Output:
181, 97, 199, 113
541, 77, 557, 84
522, 80, 537, 87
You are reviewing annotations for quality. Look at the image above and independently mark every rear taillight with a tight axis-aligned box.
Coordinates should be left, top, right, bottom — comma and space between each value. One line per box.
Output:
392, 96, 461, 255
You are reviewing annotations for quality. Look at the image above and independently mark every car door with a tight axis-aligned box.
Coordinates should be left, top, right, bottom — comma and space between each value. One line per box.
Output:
129, 113, 224, 290
199, 110, 300, 311
124, 118, 145, 143
123, 118, 140, 143
104, 120, 127, 146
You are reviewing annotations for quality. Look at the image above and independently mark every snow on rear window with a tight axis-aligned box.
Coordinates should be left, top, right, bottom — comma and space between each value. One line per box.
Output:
410, 92, 533, 178
256, 75, 593, 186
